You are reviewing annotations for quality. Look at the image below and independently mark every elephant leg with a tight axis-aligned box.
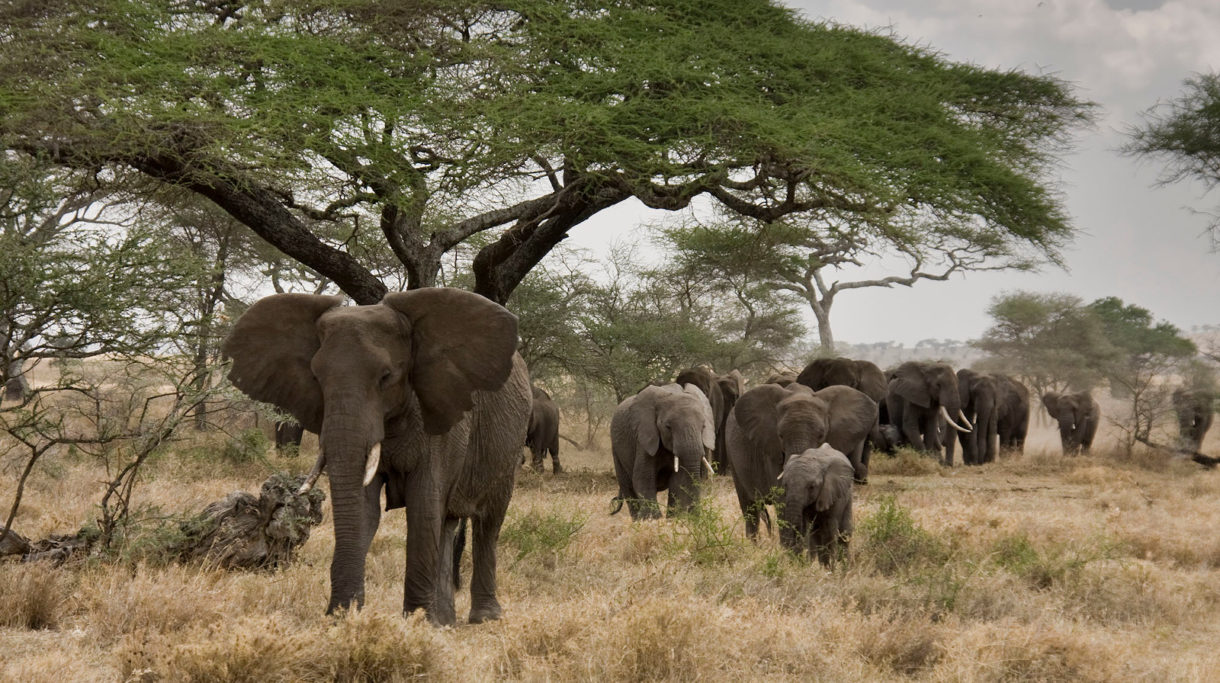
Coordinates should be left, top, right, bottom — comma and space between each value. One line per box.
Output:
631, 454, 661, 519
811, 516, 838, 567
549, 443, 562, 474
468, 507, 508, 623
530, 443, 545, 470
431, 516, 460, 627
849, 442, 868, 484
402, 472, 446, 624
1058, 422, 1076, 455
857, 440, 871, 484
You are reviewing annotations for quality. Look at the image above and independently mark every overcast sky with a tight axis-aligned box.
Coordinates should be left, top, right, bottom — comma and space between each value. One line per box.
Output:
567, 0, 1220, 346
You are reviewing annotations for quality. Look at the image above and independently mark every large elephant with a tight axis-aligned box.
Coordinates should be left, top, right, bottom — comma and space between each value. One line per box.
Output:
779, 444, 854, 566
675, 366, 728, 476
610, 383, 716, 519
223, 289, 530, 626
725, 382, 876, 539
948, 369, 999, 466
797, 356, 888, 463
1172, 388, 1215, 451
885, 361, 971, 459
995, 374, 1030, 453
525, 385, 561, 473
1041, 391, 1099, 455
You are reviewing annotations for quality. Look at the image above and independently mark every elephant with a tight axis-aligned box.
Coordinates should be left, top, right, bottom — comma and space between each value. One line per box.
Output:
1041, 391, 1099, 455
223, 288, 530, 626
947, 369, 1000, 466
525, 385, 561, 473
779, 444, 854, 566
610, 383, 716, 519
885, 361, 972, 460
995, 375, 1030, 453
1172, 388, 1214, 452
797, 356, 888, 463
765, 372, 798, 387
725, 382, 876, 539
274, 420, 305, 453
676, 366, 727, 475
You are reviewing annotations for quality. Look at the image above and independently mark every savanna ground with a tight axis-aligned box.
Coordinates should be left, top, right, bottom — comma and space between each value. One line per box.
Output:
4, 412, 1220, 682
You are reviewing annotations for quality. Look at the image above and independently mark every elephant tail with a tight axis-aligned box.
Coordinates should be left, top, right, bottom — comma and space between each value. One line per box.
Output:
609, 496, 625, 515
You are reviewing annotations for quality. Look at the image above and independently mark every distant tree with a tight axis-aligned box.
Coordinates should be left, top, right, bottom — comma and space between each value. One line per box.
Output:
660, 203, 1051, 353
2, 0, 1091, 305
973, 291, 1115, 400
1086, 297, 1196, 451
1124, 72, 1220, 245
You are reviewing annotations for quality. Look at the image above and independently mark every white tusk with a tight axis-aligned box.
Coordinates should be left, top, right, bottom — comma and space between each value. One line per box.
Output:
674, 455, 680, 472
702, 456, 714, 474
298, 448, 326, 495
941, 405, 971, 433
777, 470, 785, 480
363, 442, 382, 487
959, 409, 974, 430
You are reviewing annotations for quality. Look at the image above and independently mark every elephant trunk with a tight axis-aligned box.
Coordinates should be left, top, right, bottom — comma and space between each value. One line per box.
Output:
320, 403, 384, 614
780, 488, 808, 554
668, 429, 705, 513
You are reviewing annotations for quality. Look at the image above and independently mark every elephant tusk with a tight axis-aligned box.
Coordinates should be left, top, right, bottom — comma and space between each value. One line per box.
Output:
298, 447, 326, 495
674, 455, 680, 473
702, 456, 714, 474
941, 405, 971, 433
363, 443, 381, 487
958, 409, 974, 430
777, 470, 784, 480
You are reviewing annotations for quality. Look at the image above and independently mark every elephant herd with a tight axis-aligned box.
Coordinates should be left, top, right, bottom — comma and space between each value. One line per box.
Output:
218, 288, 1214, 627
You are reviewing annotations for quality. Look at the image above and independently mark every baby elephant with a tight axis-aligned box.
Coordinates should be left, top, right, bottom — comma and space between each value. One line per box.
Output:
779, 444, 854, 566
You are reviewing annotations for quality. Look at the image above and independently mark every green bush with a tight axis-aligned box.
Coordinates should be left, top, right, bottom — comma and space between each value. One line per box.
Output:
501, 508, 586, 569
857, 496, 947, 575
669, 494, 743, 566
221, 428, 270, 465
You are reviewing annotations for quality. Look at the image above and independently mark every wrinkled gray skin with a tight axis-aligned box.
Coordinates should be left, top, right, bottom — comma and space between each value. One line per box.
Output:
610, 384, 715, 519
885, 361, 971, 460
726, 383, 876, 539
1172, 388, 1215, 452
676, 366, 727, 476
995, 375, 1030, 453
223, 289, 530, 626
780, 444, 854, 566
525, 386, 561, 473
797, 357, 888, 465
1041, 391, 1099, 455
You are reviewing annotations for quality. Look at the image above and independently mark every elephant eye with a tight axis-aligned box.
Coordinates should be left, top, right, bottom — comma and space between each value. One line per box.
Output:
379, 369, 392, 386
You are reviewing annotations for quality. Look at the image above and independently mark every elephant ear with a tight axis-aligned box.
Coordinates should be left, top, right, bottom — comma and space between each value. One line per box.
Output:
682, 383, 717, 451
733, 383, 788, 454
222, 294, 343, 434
890, 363, 932, 409
630, 387, 664, 456
381, 289, 519, 436
814, 448, 854, 512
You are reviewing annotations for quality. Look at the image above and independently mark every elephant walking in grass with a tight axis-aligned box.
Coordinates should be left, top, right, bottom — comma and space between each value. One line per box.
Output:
885, 361, 972, 462
1173, 388, 1214, 452
779, 444, 854, 566
726, 382, 876, 539
526, 386, 561, 473
995, 375, 1030, 453
610, 384, 716, 519
1042, 391, 1099, 455
223, 289, 530, 626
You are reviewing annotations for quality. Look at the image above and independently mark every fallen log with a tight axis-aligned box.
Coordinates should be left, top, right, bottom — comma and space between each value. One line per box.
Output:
1134, 437, 1220, 469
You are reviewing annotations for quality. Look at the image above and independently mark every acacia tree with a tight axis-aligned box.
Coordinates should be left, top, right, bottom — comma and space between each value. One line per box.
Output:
660, 211, 1045, 353
973, 291, 1115, 401
1125, 72, 1220, 245
1, 0, 1090, 305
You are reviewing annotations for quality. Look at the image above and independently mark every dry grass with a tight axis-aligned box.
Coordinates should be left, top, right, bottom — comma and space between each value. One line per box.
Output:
3, 421, 1220, 680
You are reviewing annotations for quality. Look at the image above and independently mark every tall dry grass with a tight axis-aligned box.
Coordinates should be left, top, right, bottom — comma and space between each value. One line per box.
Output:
2, 421, 1220, 680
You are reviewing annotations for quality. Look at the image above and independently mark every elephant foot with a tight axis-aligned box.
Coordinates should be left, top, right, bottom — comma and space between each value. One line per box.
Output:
853, 477, 868, 485
552, 463, 563, 474
468, 601, 502, 624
